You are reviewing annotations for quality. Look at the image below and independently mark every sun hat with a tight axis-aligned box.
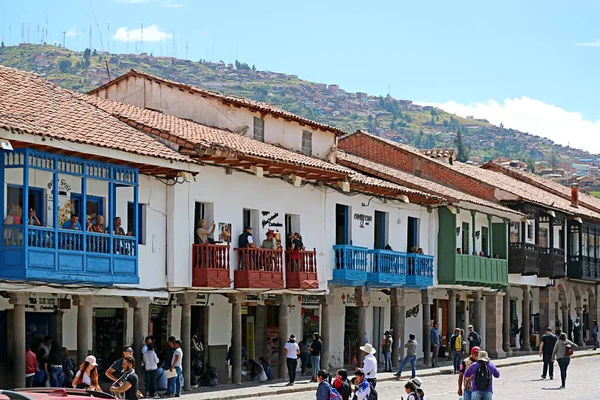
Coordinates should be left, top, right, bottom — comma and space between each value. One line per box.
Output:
359, 343, 376, 355
85, 355, 98, 366
411, 377, 423, 388
477, 350, 491, 362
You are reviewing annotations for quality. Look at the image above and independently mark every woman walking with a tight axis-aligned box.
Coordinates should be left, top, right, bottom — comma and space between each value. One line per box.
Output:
552, 332, 578, 389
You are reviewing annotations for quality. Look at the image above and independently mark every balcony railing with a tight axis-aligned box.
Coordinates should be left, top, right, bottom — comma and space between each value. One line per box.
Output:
568, 255, 600, 282
331, 245, 368, 286
437, 254, 508, 288
367, 249, 407, 287
538, 247, 565, 278
508, 242, 539, 275
406, 253, 434, 288
285, 249, 318, 289
192, 244, 231, 288
234, 247, 284, 289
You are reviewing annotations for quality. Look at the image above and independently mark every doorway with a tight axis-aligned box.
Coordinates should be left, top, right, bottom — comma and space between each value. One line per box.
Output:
374, 211, 387, 249
336, 204, 349, 245
285, 214, 300, 250
407, 217, 419, 252
7, 185, 45, 225
149, 305, 169, 351
372, 307, 384, 362
94, 308, 125, 381
344, 307, 359, 365
194, 202, 214, 244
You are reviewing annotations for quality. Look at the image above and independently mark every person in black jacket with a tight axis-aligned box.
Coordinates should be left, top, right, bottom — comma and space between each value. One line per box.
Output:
48, 341, 65, 388
332, 369, 351, 400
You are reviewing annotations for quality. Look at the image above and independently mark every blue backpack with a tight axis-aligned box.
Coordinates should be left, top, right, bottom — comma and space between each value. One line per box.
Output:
328, 385, 342, 400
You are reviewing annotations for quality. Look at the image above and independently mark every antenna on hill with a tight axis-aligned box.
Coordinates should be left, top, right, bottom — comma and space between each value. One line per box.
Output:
62, 30, 66, 48
160, 37, 162, 56
172, 29, 176, 57
127, 32, 129, 53
20, 23, 25, 44
185, 41, 188, 59
45, 14, 48, 43
89, 25, 92, 49
140, 22, 143, 54
27, 23, 30, 44
107, 23, 110, 52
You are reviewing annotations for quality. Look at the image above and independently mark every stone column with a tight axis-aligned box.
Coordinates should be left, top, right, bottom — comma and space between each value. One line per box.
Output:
255, 305, 267, 361
521, 286, 532, 351
421, 289, 433, 366
228, 293, 245, 385
278, 295, 291, 379
73, 295, 93, 365
561, 305, 569, 339
355, 287, 371, 366
10, 292, 29, 389
54, 310, 65, 347
483, 292, 506, 359
447, 289, 457, 360
503, 287, 512, 355
538, 287, 554, 338
575, 306, 584, 346
129, 297, 150, 385
473, 290, 483, 335
320, 294, 334, 370
177, 293, 196, 391
462, 299, 469, 335
390, 288, 405, 367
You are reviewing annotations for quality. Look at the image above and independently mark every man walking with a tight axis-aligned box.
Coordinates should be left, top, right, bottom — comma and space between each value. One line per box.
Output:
458, 346, 480, 400
467, 325, 481, 351
449, 328, 464, 374
359, 343, 378, 388
309, 332, 322, 382
394, 334, 417, 379
382, 331, 393, 372
430, 321, 441, 368
464, 350, 500, 400
539, 327, 558, 380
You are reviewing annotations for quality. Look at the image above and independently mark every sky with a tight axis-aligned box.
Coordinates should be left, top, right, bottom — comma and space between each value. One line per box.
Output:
2, 0, 600, 153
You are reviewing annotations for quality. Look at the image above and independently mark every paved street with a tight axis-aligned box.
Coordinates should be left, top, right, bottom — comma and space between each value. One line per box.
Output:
232, 355, 600, 400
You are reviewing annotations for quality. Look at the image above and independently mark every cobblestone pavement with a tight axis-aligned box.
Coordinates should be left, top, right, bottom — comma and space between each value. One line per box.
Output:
232, 355, 600, 400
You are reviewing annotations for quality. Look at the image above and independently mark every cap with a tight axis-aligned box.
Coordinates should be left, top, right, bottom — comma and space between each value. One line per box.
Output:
471, 346, 481, 355
244, 225, 252, 230
85, 355, 98, 366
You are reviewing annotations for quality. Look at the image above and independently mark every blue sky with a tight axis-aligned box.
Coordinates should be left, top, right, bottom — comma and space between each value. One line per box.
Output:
3, 0, 600, 152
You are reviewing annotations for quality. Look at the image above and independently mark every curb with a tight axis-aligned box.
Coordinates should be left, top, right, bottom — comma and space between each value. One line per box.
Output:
186, 351, 599, 400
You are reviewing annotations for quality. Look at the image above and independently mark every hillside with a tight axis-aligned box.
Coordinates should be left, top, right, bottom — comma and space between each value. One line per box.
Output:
0, 43, 595, 166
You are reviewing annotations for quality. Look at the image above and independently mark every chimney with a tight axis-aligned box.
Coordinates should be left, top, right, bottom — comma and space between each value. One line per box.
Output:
571, 183, 579, 207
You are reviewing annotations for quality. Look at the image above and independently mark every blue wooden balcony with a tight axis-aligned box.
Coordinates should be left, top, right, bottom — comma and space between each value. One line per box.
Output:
405, 254, 434, 288
367, 249, 407, 287
0, 149, 139, 285
331, 245, 368, 286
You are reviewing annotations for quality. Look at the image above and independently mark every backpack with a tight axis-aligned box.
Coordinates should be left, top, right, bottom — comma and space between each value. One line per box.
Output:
328, 385, 342, 400
475, 362, 491, 390
471, 332, 481, 346
368, 384, 378, 400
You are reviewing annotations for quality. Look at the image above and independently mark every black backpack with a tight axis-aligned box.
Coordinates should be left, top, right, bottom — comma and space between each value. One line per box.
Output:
475, 362, 491, 390
368, 384, 378, 400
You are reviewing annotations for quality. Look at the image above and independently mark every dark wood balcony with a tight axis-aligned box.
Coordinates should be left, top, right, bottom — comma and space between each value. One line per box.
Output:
234, 247, 284, 289
568, 255, 600, 282
538, 247, 565, 278
192, 244, 231, 288
285, 249, 318, 289
508, 243, 539, 275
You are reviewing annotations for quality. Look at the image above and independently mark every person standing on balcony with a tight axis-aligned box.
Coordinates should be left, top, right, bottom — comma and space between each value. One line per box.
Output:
196, 219, 216, 244
430, 321, 441, 368
309, 332, 322, 382
62, 214, 82, 230
238, 226, 255, 248
289, 232, 305, 271
28, 208, 41, 226
261, 230, 277, 249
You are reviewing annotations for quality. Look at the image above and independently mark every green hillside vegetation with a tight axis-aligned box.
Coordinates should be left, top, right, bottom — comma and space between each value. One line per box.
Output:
0, 43, 593, 166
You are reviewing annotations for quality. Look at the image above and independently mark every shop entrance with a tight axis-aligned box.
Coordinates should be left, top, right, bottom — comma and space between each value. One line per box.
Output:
94, 308, 125, 380
26, 312, 55, 353
150, 305, 169, 350
372, 307, 383, 362
344, 307, 359, 365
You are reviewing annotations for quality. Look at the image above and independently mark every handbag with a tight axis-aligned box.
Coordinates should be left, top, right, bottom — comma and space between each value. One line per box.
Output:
565, 343, 574, 357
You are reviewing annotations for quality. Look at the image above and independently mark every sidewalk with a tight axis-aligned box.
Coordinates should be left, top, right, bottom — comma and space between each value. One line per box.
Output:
182, 348, 600, 400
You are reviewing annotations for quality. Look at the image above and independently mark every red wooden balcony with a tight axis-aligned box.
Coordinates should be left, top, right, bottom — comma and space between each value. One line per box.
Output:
192, 244, 231, 288
234, 247, 284, 289
285, 249, 319, 289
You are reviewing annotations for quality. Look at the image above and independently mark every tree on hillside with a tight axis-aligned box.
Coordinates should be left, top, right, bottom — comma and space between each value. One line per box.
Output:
526, 158, 536, 173
83, 48, 91, 67
454, 128, 471, 162
550, 147, 560, 170
58, 59, 72, 73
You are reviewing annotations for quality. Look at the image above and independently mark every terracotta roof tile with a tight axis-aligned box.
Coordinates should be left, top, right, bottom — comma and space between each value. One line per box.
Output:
80, 94, 443, 203
89, 69, 347, 137
0, 65, 191, 164
337, 151, 521, 216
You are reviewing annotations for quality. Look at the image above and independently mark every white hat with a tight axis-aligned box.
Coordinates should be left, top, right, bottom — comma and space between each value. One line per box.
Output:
359, 343, 376, 355
85, 355, 98, 366
477, 350, 491, 362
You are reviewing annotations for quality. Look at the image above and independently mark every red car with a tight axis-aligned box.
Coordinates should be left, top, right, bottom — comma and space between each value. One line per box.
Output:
0, 389, 116, 400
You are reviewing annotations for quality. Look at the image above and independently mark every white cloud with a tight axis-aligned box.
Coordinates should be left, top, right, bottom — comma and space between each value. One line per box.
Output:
65, 26, 78, 37
162, 0, 184, 7
423, 97, 600, 153
116, 0, 150, 3
113, 25, 172, 42
576, 40, 600, 47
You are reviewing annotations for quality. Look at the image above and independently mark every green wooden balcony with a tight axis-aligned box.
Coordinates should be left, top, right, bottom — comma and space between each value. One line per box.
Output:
438, 254, 508, 288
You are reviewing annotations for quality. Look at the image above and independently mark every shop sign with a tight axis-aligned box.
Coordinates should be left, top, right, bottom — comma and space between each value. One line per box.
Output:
301, 295, 321, 306
341, 292, 356, 306
245, 294, 261, 303
353, 213, 372, 228
241, 305, 248, 315
195, 294, 208, 306
28, 295, 59, 311
150, 306, 164, 317
152, 294, 176, 306
406, 305, 420, 318
246, 317, 255, 361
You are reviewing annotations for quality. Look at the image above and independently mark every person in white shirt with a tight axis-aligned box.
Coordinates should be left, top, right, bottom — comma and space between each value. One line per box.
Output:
168, 340, 183, 397
283, 334, 300, 386
142, 343, 160, 398
359, 343, 378, 388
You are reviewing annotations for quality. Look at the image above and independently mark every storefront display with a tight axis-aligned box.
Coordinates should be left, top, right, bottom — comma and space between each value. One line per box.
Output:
94, 308, 125, 381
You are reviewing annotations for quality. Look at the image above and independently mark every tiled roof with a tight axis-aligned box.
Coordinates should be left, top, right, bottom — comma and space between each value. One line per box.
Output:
0, 65, 191, 165
419, 148, 455, 159
80, 94, 443, 203
89, 69, 348, 137
481, 162, 600, 214
337, 151, 522, 216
